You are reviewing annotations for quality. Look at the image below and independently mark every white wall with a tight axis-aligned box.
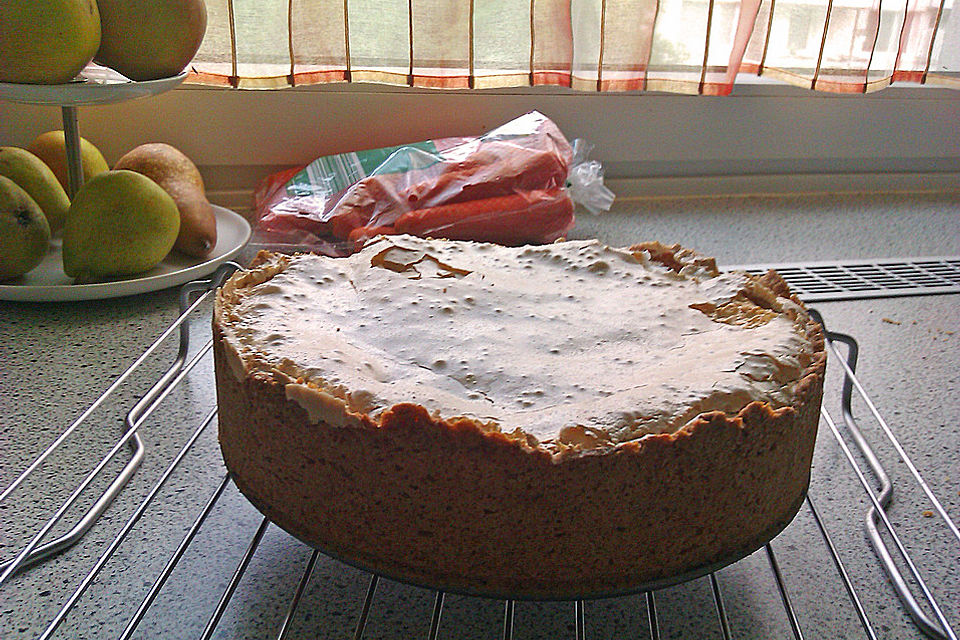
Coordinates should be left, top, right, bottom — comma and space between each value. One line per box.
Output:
1, 82, 958, 204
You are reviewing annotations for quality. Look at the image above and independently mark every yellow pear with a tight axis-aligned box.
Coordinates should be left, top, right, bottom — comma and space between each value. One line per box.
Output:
0, 147, 70, 234
62, 170, 180, 283
95, 0, 207, 81
114, 143, 217, 258
0, 176, 51, 281
28, 131, 110, 194
0, 0, 101, 84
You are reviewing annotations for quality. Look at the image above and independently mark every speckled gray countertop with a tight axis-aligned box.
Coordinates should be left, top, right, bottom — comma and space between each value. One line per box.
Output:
1, 191, 958, 640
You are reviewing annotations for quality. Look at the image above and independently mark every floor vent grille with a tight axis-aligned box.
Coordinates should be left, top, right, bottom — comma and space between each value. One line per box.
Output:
724, 256, 960, 302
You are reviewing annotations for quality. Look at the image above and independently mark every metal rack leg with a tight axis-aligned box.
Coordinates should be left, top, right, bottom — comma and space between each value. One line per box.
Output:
0, 341, 212, 588
821, 409, 957, 640
0, 285, 216, 578
61, 105, 84, 198
811, 313, 960, 545
825, 330, 950, 639
0, 436, 144, 577
0, 286, 214, 505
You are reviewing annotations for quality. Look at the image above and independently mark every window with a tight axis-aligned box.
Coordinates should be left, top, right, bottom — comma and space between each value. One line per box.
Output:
1, 3, 957, 202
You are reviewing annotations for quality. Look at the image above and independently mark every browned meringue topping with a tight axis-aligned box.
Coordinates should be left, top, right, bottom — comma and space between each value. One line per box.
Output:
217, 236, 817, 456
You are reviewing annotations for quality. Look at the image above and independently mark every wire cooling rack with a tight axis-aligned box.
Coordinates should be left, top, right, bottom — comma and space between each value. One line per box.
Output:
1, 263, 958, 640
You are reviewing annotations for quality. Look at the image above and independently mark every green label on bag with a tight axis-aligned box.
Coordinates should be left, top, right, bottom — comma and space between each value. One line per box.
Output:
285, 141, 440, 198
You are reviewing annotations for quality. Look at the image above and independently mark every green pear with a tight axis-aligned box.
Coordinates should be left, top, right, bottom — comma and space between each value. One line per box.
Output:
0, 147, 70, 234
28, 131, 110, 194
0, 0, 101, 85
95, 0, 207, 82
115, 143, 217, 258
63, 170, 180, 283
0, 176, 51, 281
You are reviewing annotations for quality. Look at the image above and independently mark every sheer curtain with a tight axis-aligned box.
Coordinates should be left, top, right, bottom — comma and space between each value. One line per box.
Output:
188, 0, 958, 93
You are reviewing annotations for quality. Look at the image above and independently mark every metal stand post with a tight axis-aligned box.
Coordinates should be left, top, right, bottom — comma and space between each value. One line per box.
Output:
61, 105, 84, 198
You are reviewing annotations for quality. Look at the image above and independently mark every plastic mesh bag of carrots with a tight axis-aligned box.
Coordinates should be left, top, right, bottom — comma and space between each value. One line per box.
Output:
251, 111, 614, 255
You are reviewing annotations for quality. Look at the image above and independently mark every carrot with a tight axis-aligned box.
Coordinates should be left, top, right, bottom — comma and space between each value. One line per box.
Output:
393, 188, 574, 245
329, 131, 572, 226
326, 173, 407, 239
329, 210, 367, 241
348, 225, 397, 247
401, 144, 570, 209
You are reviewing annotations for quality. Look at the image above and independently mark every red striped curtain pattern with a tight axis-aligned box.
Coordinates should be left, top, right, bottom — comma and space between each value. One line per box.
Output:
187, 0, 958, 93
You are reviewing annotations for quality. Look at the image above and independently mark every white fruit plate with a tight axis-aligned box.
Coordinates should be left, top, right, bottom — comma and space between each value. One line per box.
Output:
0, 206, 251, 302
0, 66, 187, 106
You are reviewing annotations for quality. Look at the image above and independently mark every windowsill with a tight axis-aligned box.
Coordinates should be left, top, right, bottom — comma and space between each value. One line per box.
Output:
1, 75, 957, 202
171, 73, 958, 98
